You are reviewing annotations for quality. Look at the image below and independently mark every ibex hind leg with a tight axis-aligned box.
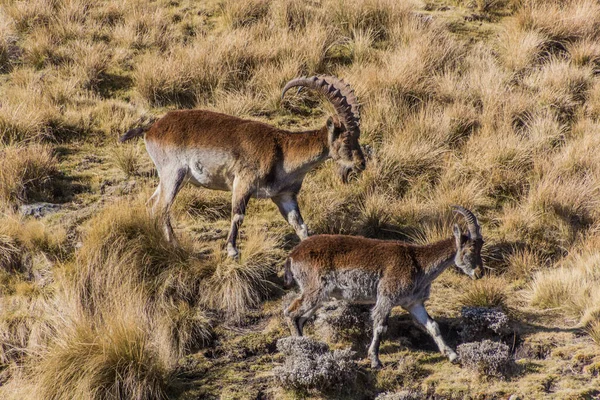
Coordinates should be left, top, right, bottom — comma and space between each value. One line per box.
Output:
147, 183, 161, 214
155, 168, 187, 244
284, 295, 304, 336
368, 296, 393, 369
284, 291, 323, 336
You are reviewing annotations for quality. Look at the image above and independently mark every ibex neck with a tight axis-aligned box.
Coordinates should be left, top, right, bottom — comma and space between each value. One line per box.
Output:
280, 127, 329, 173
417, 238, 457, 282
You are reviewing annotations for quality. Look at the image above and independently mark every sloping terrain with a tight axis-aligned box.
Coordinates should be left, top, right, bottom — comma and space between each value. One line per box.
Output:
1, 0, 600, 398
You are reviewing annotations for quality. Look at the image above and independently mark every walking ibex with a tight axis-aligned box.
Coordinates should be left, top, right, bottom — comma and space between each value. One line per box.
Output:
283, 206, 484, 368
120, 76, 365, 258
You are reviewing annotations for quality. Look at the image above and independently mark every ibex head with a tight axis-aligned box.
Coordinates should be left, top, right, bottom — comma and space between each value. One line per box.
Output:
282, 75, 366, 183
452, 206, 484, 280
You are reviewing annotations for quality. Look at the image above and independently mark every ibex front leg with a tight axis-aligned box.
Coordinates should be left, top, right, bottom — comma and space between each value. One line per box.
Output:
226, 177, 253, 258
272, 192, 308, 240
408, 303, 458, 363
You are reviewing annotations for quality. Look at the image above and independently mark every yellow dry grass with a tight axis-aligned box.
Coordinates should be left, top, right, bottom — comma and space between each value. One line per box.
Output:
0, 144, 58, 208
1, 0, 600, 398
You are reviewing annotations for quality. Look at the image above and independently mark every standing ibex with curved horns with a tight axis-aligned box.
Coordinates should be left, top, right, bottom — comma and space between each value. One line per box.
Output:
283, 206, 484, 368
120, 75, 365, 258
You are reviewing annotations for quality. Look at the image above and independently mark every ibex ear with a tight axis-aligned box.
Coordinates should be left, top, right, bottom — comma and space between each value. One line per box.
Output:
453, 224, 462, 248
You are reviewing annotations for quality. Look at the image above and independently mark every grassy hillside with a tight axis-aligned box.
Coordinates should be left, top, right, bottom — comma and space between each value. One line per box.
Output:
1, 0, 600, 398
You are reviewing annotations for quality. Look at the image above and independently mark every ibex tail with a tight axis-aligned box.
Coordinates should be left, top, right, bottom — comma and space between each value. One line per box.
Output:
119, 127, 146, 143
119, 117, 157, 143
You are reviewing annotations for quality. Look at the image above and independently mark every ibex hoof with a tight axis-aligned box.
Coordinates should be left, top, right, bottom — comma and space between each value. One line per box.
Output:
370, 359, 383, 369
226, 244, 239, 259
448, 352, 459, 364
228, 251, 239, 259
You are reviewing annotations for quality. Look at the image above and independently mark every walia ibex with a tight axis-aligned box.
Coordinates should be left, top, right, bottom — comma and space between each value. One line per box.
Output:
283, 206, 484, 368
120, 75, 365, 258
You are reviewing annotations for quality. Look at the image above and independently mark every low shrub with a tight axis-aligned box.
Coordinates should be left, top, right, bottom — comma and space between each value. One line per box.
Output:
457, 339, 514, 378
460, 306, 511, 341
274, 336, 357, 393
314, 300, 370, 341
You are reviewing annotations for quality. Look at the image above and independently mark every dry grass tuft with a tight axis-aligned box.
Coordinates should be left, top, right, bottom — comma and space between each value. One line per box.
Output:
588, 80, 600, 119
514, 0, 600, 43
0, 72, 64, 143
530, 239, 600, 325
201, 228, 283, 322
458, 277, 508, 310
76, 199, 206, 308
523, 58, 592, 122
157, 301, 212, 359
108, 142, 143, 177
171, 187, 230, 222
0, 213, 67, 263
133, 44, 219, 107
133, 29, 266, 107
0, 295, 51, 367
587, 320, 600, 346
378, 106, 449, 195
503, 247, 547, 280
326, 0, 416, 40
496, 24, 548, 72
0, 235, 22, 273
0, 144, 59, 208
568, 38, 600, 69
221, 0, 271, 29
355, 191, 394, 238
67, 41, 112, 90
0, 13, 19, 73
25, 306, 172, 400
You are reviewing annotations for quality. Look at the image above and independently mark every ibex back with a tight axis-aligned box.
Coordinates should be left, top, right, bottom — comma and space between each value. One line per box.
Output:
120, 76, 365, 257
283, 206, 484, 368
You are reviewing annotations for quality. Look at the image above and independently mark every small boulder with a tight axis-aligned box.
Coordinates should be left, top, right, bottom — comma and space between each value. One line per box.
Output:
460, 306, 510, 341
376, 390, 423, 400
274, 336, 357, 392
457, 339, 514, 378
314, 300, 371, 341
18, 202, 61, 218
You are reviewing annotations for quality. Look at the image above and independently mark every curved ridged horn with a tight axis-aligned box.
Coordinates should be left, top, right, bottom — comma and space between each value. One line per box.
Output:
281, 75, 361, 137
452, 205, 481, 239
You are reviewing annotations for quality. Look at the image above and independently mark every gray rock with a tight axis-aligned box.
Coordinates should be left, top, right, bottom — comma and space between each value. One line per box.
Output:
274, 336, 357, 392
314, 300, 370, 341
457, 339, 514, 378
276, 335, 329, 357
460, 307, 510, 341
19, 202, 61, 218
376, 390, 423, 400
